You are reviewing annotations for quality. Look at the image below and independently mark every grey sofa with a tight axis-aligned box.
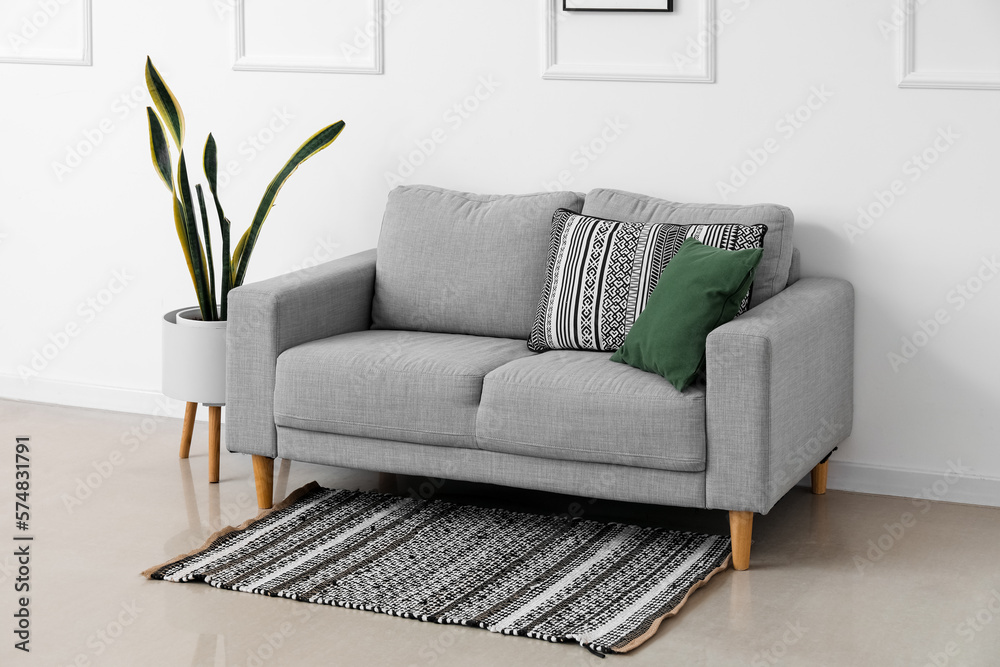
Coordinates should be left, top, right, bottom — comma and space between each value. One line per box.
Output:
226, 185, 854, 570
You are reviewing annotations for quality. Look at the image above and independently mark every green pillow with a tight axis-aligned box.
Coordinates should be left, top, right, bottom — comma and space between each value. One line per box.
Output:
610, 238, 764, 391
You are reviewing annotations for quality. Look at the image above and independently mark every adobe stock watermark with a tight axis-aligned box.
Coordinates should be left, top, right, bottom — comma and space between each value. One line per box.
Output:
923, 589, 1000, 667
6, 0, 74, 55
17, 269, 135, 382
211, 0, 236, 20
406, 461, 459, 502
672, 0, 757, 70
262, 234, 345, 295
554, 470, 618, 522
384, 75, 502, 188
51, 81, 147, 182
750, 620, 808, 667
235, 590, 347, 667
407, 627, 463, 667
0, 555, 17, 587
60, 395, 184, 513
878, 0, 933, 40
853, 460, 972, 574
174, 489, 258, 554
771, 416, 845, 495
844, 127, 959, 243
887, 255, 998, 372
57, 600, 144, 667
339, 0, 402, 63
715, 85, 834, 201
542, 117, 629, 192
288, 234, 342, 273
217, 108, 296, 190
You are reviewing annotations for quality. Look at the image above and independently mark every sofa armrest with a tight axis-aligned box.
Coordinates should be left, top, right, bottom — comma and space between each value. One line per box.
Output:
705, 277, 854, 514
226, 249, 376, 457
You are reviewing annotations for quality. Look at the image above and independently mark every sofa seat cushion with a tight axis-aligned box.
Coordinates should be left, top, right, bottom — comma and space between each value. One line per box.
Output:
274, 330, 537, 448
475, 351, 706, 472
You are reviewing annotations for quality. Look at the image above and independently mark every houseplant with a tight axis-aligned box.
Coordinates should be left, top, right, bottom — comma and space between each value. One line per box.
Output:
146, 57, 346, 481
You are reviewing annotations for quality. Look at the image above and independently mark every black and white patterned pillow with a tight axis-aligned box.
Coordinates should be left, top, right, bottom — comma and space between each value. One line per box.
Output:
527, 209, 767, 352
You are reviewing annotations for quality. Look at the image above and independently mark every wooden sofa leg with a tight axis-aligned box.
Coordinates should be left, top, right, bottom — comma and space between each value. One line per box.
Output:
252, 456, 274, 509
729, 511, 753, 571
811, 461, 829, 495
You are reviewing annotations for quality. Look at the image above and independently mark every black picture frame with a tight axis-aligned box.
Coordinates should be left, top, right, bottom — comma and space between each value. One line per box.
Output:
562, 0, 673, 12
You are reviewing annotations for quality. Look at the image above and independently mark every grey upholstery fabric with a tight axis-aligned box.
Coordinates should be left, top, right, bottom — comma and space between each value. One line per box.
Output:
226, 250, 377, 458
581, 189, 794, 308
705, 278, 854, 513
372, 185, 585, 339
477, 351, 706, 472
225, 196, 855, 520
276, 427, 708, 509
787, 247, 801, 285
274, 331, 535, 448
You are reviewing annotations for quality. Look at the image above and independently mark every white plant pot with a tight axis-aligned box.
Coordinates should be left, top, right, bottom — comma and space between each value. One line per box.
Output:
162, 307, 227, 406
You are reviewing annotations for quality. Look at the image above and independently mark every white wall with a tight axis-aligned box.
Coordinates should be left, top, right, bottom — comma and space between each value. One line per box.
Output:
2, 0, 999, 501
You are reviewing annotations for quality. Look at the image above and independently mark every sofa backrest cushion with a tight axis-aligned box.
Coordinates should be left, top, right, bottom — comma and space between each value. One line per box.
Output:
372, 185, 585, 339
581, 189, 794, 307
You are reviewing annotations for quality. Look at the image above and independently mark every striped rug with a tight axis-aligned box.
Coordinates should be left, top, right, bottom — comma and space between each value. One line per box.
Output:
144, 483, 731, 655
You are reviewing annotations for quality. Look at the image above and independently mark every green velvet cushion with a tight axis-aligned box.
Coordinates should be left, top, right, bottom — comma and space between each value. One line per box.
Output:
610, 238, 764, 391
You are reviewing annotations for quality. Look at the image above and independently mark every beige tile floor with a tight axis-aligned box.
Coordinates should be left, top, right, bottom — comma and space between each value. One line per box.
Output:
1, 397, 998, 666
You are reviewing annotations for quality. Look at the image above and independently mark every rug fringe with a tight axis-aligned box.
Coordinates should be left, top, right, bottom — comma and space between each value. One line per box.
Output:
140, 480, 321, 579
611, 552, 733, 653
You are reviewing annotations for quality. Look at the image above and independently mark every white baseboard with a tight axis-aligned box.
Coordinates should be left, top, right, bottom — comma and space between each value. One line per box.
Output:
2, 374, 998, 506
798, 460, 1000, 509
0, 373, 218, 422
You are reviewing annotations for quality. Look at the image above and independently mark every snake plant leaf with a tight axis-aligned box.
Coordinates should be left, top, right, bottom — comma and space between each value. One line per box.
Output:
219, 211, 232, 321
145, 57, 185, 150
231, 227, 251, 286
196, 185, 218, 321
178, 151, 212, 320
233, 121, 346, 287
172, 196, 197, 291
204, 133, 219, 193
204, 134, 232, 319
147, 108, 173, 192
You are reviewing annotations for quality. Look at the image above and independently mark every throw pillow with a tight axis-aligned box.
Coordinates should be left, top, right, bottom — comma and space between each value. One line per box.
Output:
527, 209, 766, 352
581, 188, 794, 308
610, 238, 764, 391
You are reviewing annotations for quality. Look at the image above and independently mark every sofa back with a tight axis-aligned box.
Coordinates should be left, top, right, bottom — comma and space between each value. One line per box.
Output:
581, 189, 795, 307
372, 185, 585, 339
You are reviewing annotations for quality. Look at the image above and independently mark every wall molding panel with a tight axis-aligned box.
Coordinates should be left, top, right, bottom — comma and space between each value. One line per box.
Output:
234, 0, 384, 75
898, 0, 1000, 90
0, 0, 92, 67
543, 0, 716, 83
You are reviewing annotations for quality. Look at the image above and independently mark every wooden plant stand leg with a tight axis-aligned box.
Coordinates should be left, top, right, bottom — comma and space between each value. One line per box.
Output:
811, 461, 829, 495
729, 511, 754, 571
252, 456, 275, 509
179, 402, 198, 459
208, 406, 221, 484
